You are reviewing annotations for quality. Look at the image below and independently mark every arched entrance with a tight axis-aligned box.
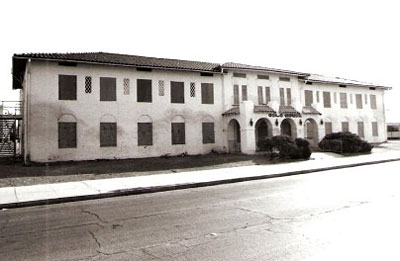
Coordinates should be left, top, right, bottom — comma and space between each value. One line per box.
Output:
255, 118, 273, 151
227, 119, 241, 153
280, 118, 297, 138
304, 118, 319, 147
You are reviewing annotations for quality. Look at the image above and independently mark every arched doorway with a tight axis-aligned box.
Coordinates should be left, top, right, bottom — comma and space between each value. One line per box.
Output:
280, 118, 297, 138
227, 119, 241, 153
304, 118, 319, 147
255, 118, 273, 151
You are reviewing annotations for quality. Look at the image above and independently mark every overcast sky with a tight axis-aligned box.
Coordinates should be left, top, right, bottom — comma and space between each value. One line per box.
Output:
1, 0, 399, 122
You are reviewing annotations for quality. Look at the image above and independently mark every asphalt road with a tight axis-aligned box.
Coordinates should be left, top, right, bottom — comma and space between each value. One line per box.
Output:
1, 161, 400, 261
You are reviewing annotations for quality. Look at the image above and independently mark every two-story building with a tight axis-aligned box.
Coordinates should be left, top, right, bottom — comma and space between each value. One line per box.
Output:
11, 52, 391, 163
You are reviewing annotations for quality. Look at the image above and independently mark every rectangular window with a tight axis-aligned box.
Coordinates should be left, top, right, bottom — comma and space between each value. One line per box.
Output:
357, 122, 364, 138
372, 122, 378, 136
265, 87, 271, 104
280, 88, 285, 105
340, 93, 347, 108
233, 85, 239, 105
100, 77, 117, 101
342, 122, 349, 132
334, 92, 337, 103
100, 123, 117, 147
316, 91, 320, 103
137, 79, 152, 102
365, 94, 368, 104
257, 86, 263, 105
305, 90, 313, 106
190, 82, 195, 97
202, 122, 215, 144
279, 76, 290, 82
123, 78, 130, 95
85, 76, 92, 94
323, 91, 331, 108
158, 80, 165, 96
233, 72, 246, 78
356, 94, 363, 109
59, 75, 77, 100
350, 93, 353, 104
286, 88, 291, 106
138, 123, 153, 146
325, 122, 332, 135
201, 83, 214, 104
257, 75, 269, 80
171, 81, 185, 103
58, 122, 76, 148
370, 95, 377, 109
171, 122, 185, 145
242, 85, 247, 101
200, 72, 213, 77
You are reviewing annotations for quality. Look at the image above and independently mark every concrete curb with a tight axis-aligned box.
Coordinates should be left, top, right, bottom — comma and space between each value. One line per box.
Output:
2, 157, 400, 209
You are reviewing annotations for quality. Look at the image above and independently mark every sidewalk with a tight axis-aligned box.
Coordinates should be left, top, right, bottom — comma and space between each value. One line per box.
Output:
1, 145, 400, 209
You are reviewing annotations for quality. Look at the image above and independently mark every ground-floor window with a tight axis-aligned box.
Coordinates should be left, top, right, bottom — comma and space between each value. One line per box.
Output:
202, 122, 215, 144
325, 122, 332, 135
171, 122, 185, 145
100, 123, 117, 147
58, 122, 77, 148
342, 122, 349, 132
372, 122, 378, 137
138, 123, 153, 146
357, 122, 364, 138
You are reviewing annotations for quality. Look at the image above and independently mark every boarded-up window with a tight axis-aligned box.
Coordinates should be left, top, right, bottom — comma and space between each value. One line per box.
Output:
233, 85, 239, 105
100, 77, 116, 101
323, 92, 331, 108
171, 81, 185, 103
100, 123, 117, 147
201, 83, 214, 104
202, 122, 215, 144
279, 88, 285, 105
138, 123, 153, 146
357, 122, 364, 138
356, 94, 363, 109
305, 90, 313, 106
171, 123, 185, 145
372, 122, 378, 136
325, 122, 333, 135
370, 95, 377, 109
137, 79, 152, 102
340, 93, 348, 108
286, 88, 292, 106
257, 86, 263, 105
241, 85, 247, 101
265, 87, 271, 104
59, 75, 77, 100
58, 122, 76, 148
342, 122, 349, 132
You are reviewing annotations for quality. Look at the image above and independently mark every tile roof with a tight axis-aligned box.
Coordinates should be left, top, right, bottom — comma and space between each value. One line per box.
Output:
222, 107, 240, 116
222, 62, 308, 76
302, 106, 322, 115
253, 105, 278, 116
305, 74, 391, 90
279, 106, 302, 117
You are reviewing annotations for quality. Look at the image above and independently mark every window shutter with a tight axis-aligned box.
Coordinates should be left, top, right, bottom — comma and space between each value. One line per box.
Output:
340, 93, 348, 108
265, 87, 271, 104
201, 83, 214, 104
372, 122, 378, 136
356, 94, 363, 109
100, 123, 117, 147
279, 88, 285, 105
323, 92, 331, 108
357, 122, 364, 138
137, 79, 152, 102
257, 86, 263, 105
370, 95, 377, 109
59, 75, 77, 100
241, 85, 247, 101
202, 122, 215, 144
100, 77, 116, 101
305, 90, 313, 106
286, 88, 292, 106
342, 122, 349, 132
171, 123, 185, 144
58, 122, 77, 148
233, 85, 239, 105
325, 122, 332, 135
138, 123, 153, 146
171, 81, 185, 103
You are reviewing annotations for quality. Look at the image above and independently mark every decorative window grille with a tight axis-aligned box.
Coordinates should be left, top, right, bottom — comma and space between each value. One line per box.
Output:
85, 76, 92, 94
123, 78, 130, 95
158, 80, 165, 96
190, 82, 195, 97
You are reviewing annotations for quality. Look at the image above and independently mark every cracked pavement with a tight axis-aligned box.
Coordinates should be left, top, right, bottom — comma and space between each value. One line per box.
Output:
1, 161, 400, 260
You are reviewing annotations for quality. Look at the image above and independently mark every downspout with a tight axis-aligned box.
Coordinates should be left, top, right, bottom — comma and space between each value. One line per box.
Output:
382, 90, 388, 142
23, 59, 31, 164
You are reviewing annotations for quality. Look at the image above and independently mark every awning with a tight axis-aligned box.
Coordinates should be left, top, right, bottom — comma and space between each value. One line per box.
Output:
253, 105, 278, 117
302, 106, 321, 115
222, 107, 240, 116
279, 106, 301, 117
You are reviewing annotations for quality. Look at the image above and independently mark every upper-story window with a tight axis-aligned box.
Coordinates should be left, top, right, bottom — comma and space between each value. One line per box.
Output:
356, 94, 363, 109
241, 85, 248, 101
305, 90, 313, 106
286, 88, 292, 106
171, 81, 185, 103
279, 88, 285, 105
233, 85, 239, 105
137, 79, 152, 102
323, 91, 331, 108
257, 75, 269, 80
265, 87, 271, 104
279, 76, 290, 82
257, 86, 264, 105
370, 94, 377, 109
100, 122, 117, 147
123, 78, 130, 95
59, 75, 77, 100
340, 93, 348, 108
201, 83, 214, 104
85, 76, 92, 94
100, 77, 116, 101
233, 72, 246, 78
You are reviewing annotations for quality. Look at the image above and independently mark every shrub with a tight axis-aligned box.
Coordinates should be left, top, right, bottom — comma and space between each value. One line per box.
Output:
258, 135, 311, 159
295, 138, 312, 159
318, 131, 373, 154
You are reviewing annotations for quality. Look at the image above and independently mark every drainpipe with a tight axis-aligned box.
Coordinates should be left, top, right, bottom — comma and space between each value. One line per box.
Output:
23, 59, 31, 165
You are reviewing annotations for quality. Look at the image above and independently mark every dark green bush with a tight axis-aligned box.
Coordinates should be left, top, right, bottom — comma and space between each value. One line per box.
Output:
258, 135, 311, 159
318, 131, 373, 154
295, 138, 312, 159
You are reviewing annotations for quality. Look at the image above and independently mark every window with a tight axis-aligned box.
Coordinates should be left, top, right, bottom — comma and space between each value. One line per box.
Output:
265, 87, 271, 104
325, 122, 332, 135
158, 80, 165, 96
339, 84, 347, 88
233, 85, 239, 105
342, 122, 349, 132
365, 94, 368, 104
350, 93, 353, 104
171, 122, 185, 144
305, 90, 313, 106
100, 123, 117, 147
257, 86, 263, 105
200, 72, 213, 77
233, 72, 246, 78
372, 122, 378, 136
316, 91, 320, 103
370, 95, 377, 109
242, 85, 247, 101
279, 77, 290, 82
123, 78, 130, 95
201, 83, 214, 104
279, 88, 285, 105
334, 92, 337, 103
357, 122, 364, 138
323, 92, 331, 108
356, 94, 363, 109
136, 67, 152, 72
202, 122, 215, 144
58, 61, 77, 67
190, 82, 195, 97
340, 93, 347, 108
306, 122, 313, 139
138, 123, 153, 146
58, 122, 76, 148
59, 75, 77, 100
100, 77, 116, 101
85, 76, 92, 94
286, 88, 291, 106
137, 79, 152, 102
171, 81, 185, 103
257, 75, 269, 80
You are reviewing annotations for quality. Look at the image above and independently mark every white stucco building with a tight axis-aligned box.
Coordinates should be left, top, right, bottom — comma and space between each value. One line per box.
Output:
11, 52, 391, 163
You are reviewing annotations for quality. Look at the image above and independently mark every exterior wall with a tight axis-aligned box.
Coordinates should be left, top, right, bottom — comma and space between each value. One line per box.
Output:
26, 60, 225, 162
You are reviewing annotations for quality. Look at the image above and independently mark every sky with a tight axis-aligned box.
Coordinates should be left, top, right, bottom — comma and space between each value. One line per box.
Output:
1, 0, 399, 122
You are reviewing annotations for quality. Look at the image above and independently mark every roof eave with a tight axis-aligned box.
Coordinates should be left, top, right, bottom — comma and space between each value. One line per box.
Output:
304, 79, 392, 90
222, 66, 309, 77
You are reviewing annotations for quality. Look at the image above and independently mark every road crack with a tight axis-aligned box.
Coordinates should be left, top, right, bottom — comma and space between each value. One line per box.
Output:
81, 208, 109, 224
